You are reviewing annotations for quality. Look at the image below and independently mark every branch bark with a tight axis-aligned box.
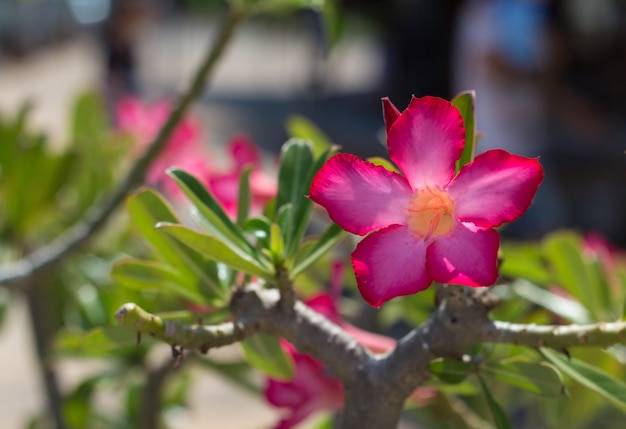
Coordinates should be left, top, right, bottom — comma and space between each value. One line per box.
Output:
115, 283, 626, 429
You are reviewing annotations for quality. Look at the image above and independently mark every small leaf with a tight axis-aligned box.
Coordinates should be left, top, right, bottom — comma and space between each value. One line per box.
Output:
291, 223, 346, 278
111, 259, 206, 303
543, 231, 603, 319
366, 156, 398, 173
167, 168, 254, 254
541, 347, 626, 412
237, 166, 252, 226
511, 279, 591, 324
53, 326, 153, 356
428, 358, 472, 384
126, 188, 226, 304
158, 223, 274, 278
276, 139, 314, 242
240, 333, 294, 380
269, 223, 285, 263
452, 90, 476, 171
478, 375, 513, 429
481, 359, 566, 397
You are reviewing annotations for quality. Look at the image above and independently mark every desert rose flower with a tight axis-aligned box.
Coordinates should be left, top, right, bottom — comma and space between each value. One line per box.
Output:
309, 96, 544, 307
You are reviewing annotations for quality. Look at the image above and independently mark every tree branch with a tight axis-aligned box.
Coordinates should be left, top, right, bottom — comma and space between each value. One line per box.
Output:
0, 8, 247, 287
115, 284, 371, 384
115, 302, 257, 353
482, 319, 626, 349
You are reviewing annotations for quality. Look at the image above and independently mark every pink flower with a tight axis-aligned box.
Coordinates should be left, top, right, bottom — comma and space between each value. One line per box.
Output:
265, 341, 344, 429
204, 133, 277, 217
309, 96, 544, 307
115, 96, 207, 186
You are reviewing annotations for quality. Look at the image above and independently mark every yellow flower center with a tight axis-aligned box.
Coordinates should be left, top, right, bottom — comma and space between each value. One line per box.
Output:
407, 187, 455, 238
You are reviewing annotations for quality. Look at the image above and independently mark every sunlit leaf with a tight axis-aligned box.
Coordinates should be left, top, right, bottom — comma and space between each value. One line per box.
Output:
126, 188, 226, 303
111, 258, 206, 303
366, 156, 398, 173
167, 168, 254, 255
237, 166, 252, 226
452, 90, 476, 171
511, 279, 591, 324
543, 231, 603, 319
157, 223, 274, 278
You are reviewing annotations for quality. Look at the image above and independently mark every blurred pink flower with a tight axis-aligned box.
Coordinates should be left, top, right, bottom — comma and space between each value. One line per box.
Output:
115, 96, 208, 186
265, 341, 344, 429
310, 96, 544, 307
115, 98, 276, 216
204, 133, 277, 217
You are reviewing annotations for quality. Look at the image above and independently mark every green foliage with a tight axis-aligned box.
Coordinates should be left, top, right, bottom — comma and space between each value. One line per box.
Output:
542, 348, 626, 412
452, 90, 477, 172
240, 333, 295, 380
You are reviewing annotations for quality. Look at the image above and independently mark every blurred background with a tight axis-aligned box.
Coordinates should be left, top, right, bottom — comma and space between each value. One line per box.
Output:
1, 0, 626, 427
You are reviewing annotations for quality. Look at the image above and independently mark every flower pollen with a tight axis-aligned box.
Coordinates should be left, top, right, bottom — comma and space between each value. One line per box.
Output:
407, 187, 455, 239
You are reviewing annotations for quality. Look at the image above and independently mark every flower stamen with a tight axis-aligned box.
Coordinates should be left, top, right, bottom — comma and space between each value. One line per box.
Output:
407, 187, 455, 238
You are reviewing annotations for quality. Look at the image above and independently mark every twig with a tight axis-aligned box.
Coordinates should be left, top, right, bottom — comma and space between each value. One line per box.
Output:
0, 8, 247, 287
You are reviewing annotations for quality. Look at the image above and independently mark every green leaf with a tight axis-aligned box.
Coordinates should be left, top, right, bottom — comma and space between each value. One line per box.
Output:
478, 375, 513, 429
111, 258, 206, 303
499, 241, 551, 286
126, 188, 226, 304
269, 223, 285, 263
541, 347, 626, 412
53, 326, 153, 356
481, 359, 566, 397
276, 139, 314, 245
167, 168, 254, 254
243, 216, 272, 247
511, 279, 591, 324
276, 141, 337, 258
366, 156, 398, 173
291, 223, 346, 278
452, 90, 476, 171
428, 358, 472, 384
158, 223, 274, 278
237, 166, 252, 226
285, 115, 332, 157
542, 231, 604, 319
240, 333, 294, 380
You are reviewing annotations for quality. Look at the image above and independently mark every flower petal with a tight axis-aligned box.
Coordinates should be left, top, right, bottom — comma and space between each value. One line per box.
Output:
388, 96, 465, 190
448, 149, 544, 228
427, 223, 499, 286
382, 97, 402, 135
309, 154, 413, 235
352, 225, 432, 307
